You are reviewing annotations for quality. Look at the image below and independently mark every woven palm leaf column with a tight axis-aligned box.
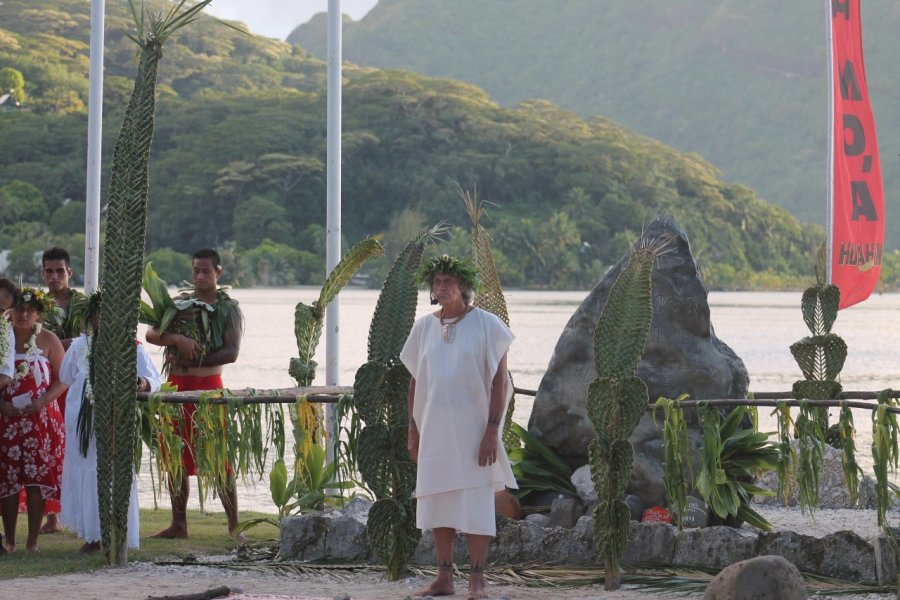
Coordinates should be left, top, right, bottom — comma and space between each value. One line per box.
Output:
463, 191, 518, 451
353, 226, 441, 580
788, 263, 850, 513
588, 235, 660, 591
93, 0, 212, 565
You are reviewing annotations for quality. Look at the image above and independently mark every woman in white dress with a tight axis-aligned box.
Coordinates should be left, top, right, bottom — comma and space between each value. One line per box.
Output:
58, 294, 161, 553
400, 255, 516, 600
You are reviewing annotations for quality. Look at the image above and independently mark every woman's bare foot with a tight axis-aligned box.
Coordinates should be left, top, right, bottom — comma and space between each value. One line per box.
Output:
414, 574, 455, 597
466, 573, 488, 599
25, 543, 39, 554
149, 524, 189, 539
79, 541, 102, 554
3, 542, 14, 554
40, 514, 62, 534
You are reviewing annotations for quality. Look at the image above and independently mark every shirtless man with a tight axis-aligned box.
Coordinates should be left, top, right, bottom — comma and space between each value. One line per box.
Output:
146, 248, 243, 538
41, 247, 86, 351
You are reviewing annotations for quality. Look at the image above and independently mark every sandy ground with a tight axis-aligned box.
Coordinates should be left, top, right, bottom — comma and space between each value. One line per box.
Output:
0, 563, 669, 600
0, 562, 894, 600
3, 506, 900, 600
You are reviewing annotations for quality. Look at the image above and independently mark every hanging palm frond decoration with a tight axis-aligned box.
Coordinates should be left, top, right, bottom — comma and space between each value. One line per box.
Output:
587, 232, 666, 591
353, 225, 442, 580
290, 236, 384, 387
462, 188, 519, 451
94, 0, 213, 565
788, 247, 851, 513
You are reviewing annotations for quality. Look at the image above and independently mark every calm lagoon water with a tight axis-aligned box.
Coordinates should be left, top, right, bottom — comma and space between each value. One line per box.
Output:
135, 289, 900, 512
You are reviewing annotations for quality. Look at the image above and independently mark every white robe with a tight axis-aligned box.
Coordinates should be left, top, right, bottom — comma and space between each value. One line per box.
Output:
59, 335, 162, 547
400, 308, 516, 534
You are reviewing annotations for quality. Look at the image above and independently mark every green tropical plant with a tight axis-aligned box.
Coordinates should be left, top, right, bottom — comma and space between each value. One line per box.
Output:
695, 405, 778, 531
93, 0, 213, 565
507, 422, 575, 502
235, 447, 357, 535
139, 262, 212, 372
653, 394, 691, 528
353, 225, 441, 580
587, 233, 662, 591
871, 390, 900, 526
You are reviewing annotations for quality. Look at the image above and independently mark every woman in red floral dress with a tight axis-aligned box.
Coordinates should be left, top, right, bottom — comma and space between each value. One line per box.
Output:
0, 287, 67, 553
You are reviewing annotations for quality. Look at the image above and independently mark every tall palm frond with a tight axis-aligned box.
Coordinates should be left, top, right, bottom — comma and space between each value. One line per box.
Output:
94, 0, 213, 565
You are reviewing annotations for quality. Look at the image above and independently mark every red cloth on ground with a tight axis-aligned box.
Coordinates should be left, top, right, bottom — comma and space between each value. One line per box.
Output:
0, 357, 65, 510
167, 373, 224, 477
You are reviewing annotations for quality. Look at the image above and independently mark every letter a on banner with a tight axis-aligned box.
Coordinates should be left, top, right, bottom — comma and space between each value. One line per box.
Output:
827, 0, 884, 308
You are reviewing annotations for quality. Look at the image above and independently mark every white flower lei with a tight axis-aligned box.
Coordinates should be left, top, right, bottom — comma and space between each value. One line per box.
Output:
16, 322, 43, 381
0, 319, 10, 374
82, 333, 94, 407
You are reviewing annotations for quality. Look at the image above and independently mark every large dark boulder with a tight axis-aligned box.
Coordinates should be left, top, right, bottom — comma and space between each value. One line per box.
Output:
528, 217, 749, 506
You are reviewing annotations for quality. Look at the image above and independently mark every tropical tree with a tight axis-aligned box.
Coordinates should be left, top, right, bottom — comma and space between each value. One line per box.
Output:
0, 66, 26, 103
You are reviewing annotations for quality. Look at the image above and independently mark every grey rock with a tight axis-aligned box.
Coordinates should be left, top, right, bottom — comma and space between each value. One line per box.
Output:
548, 495, 584, 529
673, 526, 757, 568
873, 533, 898, 584
487, 518, 548, 564
279, 508, 371, 562
528, 217, 749, 507
342, 496, 373, 517
754, 441, 878, 509
524, 513, 550, 528
682, 496, 708, 528
570, 465, 597, 504
702, 555, 807, 600
279, 512, 329, 561
413, 527, 469, 565
333, 595, 351, 600
756, 529, 876, 581
622, 521, 676, 565
624, 495, 643, 521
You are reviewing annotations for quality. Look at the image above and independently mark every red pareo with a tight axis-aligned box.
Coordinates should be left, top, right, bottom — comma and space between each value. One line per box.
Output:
0, 354, 65, 509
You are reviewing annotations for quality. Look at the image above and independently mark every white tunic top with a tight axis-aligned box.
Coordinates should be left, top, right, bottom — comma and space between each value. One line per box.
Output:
59, 335, 162, 547
400, 307, 517, 498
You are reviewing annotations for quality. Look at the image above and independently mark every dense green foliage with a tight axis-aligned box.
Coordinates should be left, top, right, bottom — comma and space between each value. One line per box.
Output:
291, 0, 900, 252
0, 0, 869, 290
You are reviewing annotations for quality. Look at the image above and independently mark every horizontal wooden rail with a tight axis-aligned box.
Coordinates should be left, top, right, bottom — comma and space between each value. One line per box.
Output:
136, 386, 899, 414
136, 385, 353, 404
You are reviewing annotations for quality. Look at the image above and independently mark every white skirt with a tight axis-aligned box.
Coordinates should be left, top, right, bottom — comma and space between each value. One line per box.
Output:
60, 435, 140, 548
416, 484, 496, 536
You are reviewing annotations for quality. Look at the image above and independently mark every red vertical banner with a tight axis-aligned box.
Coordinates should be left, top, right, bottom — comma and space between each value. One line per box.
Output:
830, 0, 884, 309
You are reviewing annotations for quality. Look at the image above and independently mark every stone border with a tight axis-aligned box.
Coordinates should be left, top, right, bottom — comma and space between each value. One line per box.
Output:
278, 502, 898, 584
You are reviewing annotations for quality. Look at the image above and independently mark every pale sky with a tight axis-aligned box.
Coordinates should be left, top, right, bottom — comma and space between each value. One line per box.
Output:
204, 0, 379, 40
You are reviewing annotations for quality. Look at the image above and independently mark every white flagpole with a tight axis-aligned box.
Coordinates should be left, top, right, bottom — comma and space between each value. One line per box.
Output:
325, 0, 342, 462
825, 0, 835, 285
84, 0, 105, 294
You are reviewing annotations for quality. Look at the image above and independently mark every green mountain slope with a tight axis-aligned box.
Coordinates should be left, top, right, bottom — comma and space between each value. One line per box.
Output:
290, 0, 899, 249
0, 0, 830, 289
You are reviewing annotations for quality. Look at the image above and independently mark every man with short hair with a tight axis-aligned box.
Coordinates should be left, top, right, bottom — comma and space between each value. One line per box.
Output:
37, 246, 86, 534
41, 247, 86, 351
146, 248, 243, 538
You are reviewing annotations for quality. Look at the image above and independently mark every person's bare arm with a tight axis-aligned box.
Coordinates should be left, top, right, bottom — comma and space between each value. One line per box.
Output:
407, 377, 419, 463
24, 332, 68, 415
167, 309, 243, 368
478, 352, 508, 467
146, 326, 201, 360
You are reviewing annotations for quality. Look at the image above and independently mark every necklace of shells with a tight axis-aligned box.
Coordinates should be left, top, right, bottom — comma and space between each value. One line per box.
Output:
439, 307, 469, 343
